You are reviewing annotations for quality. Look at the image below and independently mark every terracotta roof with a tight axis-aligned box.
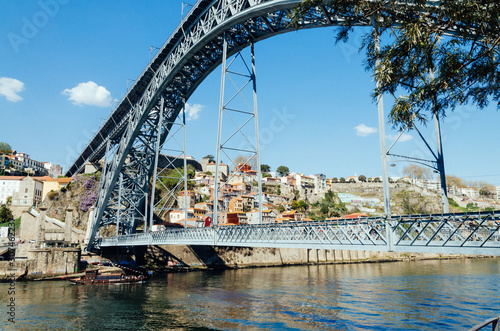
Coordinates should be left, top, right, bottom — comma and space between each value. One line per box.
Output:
34, 176, 53, 181
276, 217, 294, 221
0, 176, 24, 180
344, 213, 369, 219
43, 177, 73, 183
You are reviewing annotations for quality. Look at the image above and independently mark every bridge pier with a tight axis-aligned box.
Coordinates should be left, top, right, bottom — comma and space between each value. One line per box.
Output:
138, 245, 474, 270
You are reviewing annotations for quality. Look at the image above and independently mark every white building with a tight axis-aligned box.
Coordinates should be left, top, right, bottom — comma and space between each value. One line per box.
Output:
42, 162, 63, 178
12, 176, 43, 206
460, 187, 480, 200
206, 162, 229, 178
310, 174, 327, 194
295, 174, 315, 188
496, 186, 500, 200
246, 209, 276, 224
0, 176, 23, 204
14, 152, 46, 175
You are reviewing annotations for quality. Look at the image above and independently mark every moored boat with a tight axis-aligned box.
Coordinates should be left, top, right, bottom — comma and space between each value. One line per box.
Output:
66, 269, 149, 285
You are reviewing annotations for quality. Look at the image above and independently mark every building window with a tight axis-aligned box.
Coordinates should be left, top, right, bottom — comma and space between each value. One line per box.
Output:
25, 188, 28, 193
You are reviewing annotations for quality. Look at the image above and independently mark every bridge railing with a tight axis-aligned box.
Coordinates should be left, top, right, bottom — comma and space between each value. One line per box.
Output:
96, 211, 500, 255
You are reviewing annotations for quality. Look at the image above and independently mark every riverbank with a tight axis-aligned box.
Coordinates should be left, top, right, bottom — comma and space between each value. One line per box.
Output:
2, 244, 495, 281
107, 245, 495, 273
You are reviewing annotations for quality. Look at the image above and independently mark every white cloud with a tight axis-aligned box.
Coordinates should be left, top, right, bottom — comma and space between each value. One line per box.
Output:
62, 81, 112, 107
185, 103, 204, 120
354, 123, 377, 137
386, 133, 414, 142
0, 77, 24, 102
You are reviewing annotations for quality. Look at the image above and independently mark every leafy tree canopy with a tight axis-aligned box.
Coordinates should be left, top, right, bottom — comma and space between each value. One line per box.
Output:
0, 205, 13, 223
293, 0, 500, 129
276, 165, 290, 176
261, 164, 271, 173
0, 142, 11, 154
203, 154, 215, 162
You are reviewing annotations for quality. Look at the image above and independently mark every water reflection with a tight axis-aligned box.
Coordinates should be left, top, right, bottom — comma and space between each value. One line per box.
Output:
1, 258, 499, 330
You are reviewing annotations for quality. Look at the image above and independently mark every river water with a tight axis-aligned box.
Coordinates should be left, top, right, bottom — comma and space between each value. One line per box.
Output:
1, 258, 499, 330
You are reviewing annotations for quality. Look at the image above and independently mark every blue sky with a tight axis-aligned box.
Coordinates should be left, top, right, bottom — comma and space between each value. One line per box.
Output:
1, 1, 499, 186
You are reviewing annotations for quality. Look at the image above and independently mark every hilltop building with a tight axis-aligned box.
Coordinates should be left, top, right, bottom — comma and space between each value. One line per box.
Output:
0, 176, 23, 204
11, 176, 43, 207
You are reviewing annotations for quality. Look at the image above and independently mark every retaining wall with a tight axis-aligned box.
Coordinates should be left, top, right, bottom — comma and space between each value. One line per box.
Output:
138, 245, 462, 269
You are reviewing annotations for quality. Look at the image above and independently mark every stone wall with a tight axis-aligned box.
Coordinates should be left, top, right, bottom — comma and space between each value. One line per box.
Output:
27, 247, 80, 277
10, 205, 29, 220
0, 247, 80, 280
0, 260, 31, 280
19, 209, 85, 243
138, 245, 458, 270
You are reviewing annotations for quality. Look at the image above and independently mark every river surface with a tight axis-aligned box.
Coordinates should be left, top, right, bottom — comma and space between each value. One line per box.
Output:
1, 258, 499, 330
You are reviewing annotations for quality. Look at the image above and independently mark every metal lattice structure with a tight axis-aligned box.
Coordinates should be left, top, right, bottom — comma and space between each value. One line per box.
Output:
99, 211, 500, 255
68, 0, 366, 251
214, 41, 263, 225
66, 0, 480, 253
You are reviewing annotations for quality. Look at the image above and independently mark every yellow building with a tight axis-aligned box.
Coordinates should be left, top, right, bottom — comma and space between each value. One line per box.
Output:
41, 177, 73, 201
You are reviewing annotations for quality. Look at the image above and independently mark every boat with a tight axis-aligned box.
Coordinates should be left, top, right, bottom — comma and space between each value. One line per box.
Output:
66, 269, 149, 285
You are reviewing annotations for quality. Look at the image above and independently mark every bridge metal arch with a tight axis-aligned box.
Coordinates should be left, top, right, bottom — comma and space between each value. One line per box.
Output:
76, 0, 380, 251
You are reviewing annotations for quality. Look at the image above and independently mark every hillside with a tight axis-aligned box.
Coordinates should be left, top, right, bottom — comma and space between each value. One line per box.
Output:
43, 173, 99, 230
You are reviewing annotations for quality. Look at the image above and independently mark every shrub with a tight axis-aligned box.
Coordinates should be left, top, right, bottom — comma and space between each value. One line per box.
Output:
47, 190, 57, 200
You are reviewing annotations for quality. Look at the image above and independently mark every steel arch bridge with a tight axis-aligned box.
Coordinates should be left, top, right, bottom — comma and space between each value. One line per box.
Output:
68, 0, 372, 251
66, 0, 500, 256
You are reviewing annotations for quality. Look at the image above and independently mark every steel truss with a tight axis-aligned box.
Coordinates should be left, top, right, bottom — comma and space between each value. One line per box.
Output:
98, 211, 500, 256
149, 98, 189, 229
72, 0, 458, 250
81, 0, 342, 251
214, 39, 262, 225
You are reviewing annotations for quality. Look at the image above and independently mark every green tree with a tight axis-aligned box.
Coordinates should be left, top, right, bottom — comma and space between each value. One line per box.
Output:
358, 175, 367, 182
324, 190, 335, 203
203, 154, 215, 162
291, 200, 299, 210
276, 165, 290, 177
293, 0, 500, 129
331, 177, 338, 183
0, 142, 11, 155
339, 177, 346, 183
320, 204, 329, 215
261, 164, 271, 173
0, 205, 13, 223
277, 204, 285, 213
298, 200, 308, 212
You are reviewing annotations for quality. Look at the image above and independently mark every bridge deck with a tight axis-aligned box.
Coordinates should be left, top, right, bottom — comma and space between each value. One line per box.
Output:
98, 212, 500, 256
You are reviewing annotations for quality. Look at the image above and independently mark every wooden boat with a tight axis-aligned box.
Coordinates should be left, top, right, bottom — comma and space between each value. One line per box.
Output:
67, 269, 149, 285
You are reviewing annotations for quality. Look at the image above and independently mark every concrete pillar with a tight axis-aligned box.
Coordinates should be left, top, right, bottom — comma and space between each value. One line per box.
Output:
38, 207, 47, 246
65, 207, 73, 244
84, 206, 94, 250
